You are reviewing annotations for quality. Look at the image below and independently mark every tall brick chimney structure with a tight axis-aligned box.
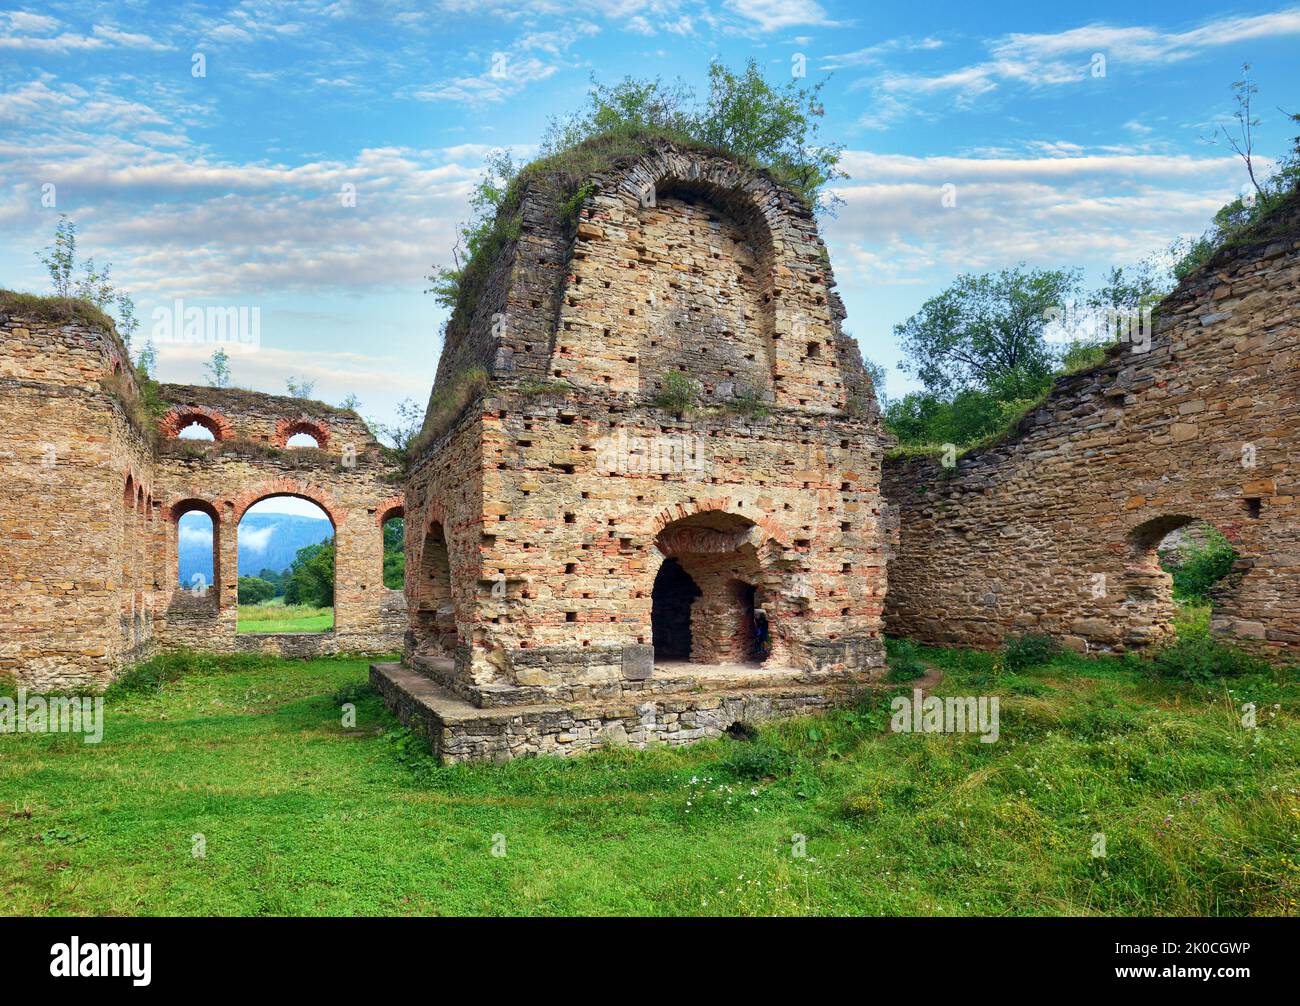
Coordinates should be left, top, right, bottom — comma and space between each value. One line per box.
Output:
373, 139, 893, 761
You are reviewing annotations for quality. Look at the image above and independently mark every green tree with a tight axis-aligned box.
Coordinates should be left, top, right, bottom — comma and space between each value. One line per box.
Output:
1173, 69, 1299, 280
256, 567, 287, 597
283, 539, 334, 607
369, 398, 425, 454
205, 348, 232, 388
285, 376, 316, 399
429, 59, 846, 311
896, 266, 1079, 399
237, 575, 277, 604
36, 215, 139, 339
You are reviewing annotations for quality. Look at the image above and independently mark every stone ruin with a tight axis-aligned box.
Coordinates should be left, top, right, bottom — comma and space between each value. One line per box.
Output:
1, 139, 1296, 761
0, 314, 406, 690
883, 189, 1300, 659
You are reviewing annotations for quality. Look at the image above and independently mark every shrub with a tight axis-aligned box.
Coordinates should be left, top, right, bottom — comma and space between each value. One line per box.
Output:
1148, 636, 1273, 685
1164, 527, 1238, 601
654, 371, 700, 412
724, 738, 794, 780
720, 385, 770, 419
1001, 633, 1061, 673
884, 638, 926, 682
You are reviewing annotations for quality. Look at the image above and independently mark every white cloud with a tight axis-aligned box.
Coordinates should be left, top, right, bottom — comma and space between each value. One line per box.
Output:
723, 0, 835, 32
238, 525, 275, 551
178, 523, 213, 546
851, 8, 1300, 127
824, 148, 1248, 286
0, 15, 173, 53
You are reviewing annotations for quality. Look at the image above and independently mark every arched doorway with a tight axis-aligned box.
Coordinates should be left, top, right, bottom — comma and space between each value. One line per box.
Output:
412, 520, 456, 657
236, 495, 335, 633
652, 510, 769, 667
171, 499, 220, 612
1125, 514, 1240, 645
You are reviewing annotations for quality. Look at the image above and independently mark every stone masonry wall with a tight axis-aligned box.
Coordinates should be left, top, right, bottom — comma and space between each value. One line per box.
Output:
882, 193, 1300, 657
0, 307, 156, 689
150, 384, 406, 657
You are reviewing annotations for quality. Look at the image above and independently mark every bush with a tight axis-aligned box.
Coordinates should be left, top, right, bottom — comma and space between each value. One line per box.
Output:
1164, 528, 1238, 601
332, 680, 378, 705
884, 638, 926, 682
1001, 633, 1061, 673
1149, 636, 1273, 685
654, 371, 700, 412
724, 738, 794, 780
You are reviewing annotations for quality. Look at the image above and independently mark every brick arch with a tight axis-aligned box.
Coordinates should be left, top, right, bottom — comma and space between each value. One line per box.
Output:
160, 405, 233, 441
613, 148, 787, 255
167, 496, 221, 524
651, 497, 787, 549
232, 479, 342, 526
275, 415, 331, 450
375, 496, 406, 528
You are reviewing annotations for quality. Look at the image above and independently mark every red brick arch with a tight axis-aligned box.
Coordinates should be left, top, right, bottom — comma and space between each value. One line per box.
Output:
231, 478, 342, 526
160, 405, 234, 441
166, 496, 221, 523
375, 496, 406, 528
651, 497, 788, 548
275, 415, 331, 450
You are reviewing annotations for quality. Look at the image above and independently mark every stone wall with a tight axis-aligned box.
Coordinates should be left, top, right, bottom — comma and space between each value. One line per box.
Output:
0, 305, 156, 688
882, 192, 1300, 657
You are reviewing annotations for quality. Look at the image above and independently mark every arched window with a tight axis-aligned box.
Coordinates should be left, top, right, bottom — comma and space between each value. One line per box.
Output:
1128, 515, 1240, 641
286, 431, 320, 448
177, 421, 216, 441
412, 521, 454, 657
380, 507, 405, 590
237, 495, 335, 633
173, 499, 220, 609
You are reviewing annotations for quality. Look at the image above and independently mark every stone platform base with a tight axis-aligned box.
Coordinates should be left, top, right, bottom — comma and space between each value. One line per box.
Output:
370, 659, 879, 763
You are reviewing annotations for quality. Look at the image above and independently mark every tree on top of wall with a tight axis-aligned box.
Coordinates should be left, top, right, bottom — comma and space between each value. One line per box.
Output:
205, 348, 233, 388
428, 58, 846, 312
1173, 66, 1300, 280
36, 215, 139, 341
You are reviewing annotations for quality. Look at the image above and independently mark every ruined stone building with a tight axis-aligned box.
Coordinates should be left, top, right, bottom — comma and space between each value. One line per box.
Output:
0, 308, 406, 690
2, 139, 1297, 763
374, 141, 893, 760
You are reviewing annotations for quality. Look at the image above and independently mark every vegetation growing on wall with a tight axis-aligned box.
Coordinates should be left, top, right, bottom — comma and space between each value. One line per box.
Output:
426, 60, 845, 325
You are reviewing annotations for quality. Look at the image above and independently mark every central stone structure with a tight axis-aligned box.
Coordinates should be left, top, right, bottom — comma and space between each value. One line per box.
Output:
372, 140, 892, 761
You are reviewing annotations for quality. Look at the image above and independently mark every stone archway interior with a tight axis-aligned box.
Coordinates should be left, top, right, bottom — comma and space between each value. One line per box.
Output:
653, 510, 767, 667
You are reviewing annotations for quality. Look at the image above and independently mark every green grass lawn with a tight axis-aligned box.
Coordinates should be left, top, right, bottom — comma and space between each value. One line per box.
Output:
237, 603, 334, 634
1, 645, 1297, 916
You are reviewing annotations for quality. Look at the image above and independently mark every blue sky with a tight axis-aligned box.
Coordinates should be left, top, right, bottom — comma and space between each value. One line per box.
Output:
3, 1, 1298, 427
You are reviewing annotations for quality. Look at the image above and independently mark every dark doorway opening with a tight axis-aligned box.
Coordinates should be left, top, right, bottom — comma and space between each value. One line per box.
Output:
652, 558, 701, 660
735, 581, 766, 661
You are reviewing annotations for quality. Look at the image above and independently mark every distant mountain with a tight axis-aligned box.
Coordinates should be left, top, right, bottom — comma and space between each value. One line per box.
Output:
177, 512, 332, 586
